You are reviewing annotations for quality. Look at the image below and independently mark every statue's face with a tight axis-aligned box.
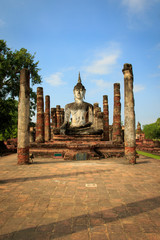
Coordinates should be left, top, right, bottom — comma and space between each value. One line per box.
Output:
74, 88, 85, 100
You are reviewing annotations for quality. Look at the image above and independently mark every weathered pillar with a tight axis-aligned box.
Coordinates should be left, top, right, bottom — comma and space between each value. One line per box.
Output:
103, 95, 109, 141
93, 103, 99, 129
122, 63, 136, 164
97, 112, 103, 129
52, 108, 57, 129
112, 83, 122, 142
88, 105, 93, 123
29, 127, 35, 143
17, 68, 30, 164
44, 95, 50, 142
60, 108, 64, 126
56, 105, 61, 128
36, 87, 44, 143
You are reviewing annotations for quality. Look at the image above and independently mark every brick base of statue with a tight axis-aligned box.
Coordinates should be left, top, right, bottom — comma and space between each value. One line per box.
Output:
17, 147, 29, 164
30, 136, 124, 160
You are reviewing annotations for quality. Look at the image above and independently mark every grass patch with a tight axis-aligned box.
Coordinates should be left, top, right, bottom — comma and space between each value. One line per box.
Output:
137, 150, 160, 160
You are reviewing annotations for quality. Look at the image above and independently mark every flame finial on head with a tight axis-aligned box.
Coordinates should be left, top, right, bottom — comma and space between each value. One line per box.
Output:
73, 72, 86, 91
78, 72, 81, 83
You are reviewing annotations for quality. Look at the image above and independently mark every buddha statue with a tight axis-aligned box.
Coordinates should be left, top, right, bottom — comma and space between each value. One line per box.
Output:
60, 73, 103, 135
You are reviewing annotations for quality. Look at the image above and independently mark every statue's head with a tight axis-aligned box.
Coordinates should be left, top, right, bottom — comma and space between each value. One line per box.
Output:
73, 73, 86, 101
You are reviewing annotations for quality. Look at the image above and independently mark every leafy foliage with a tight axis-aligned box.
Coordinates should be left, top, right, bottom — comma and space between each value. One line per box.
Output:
143, 118, 160, 140
0, 99, 18, 140
0, 40, 42, 140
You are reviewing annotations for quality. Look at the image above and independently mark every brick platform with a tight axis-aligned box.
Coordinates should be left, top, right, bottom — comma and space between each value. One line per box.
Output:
0, 153, 160, 239
30, 137, 124, 160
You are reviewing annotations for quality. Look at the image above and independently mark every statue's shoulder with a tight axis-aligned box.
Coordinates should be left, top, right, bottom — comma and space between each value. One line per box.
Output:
83, 102, 93, 108
65, 102, 75, 109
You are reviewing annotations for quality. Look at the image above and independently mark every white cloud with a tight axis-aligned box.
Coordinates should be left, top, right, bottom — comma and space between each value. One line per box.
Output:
84, 43, 121, 75
150, 73, 160, 78
0, 19, 5, 27
122, 0, 158, 14
158, 65, 160, 69
122, 0, 146, 12
134, 84, 145, 93
156, 43, 160, 50
45, 72, 66, 86
85, 54, 119, 75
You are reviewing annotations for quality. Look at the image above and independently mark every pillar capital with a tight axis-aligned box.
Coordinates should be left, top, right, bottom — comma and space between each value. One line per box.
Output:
122, 63, 133, 75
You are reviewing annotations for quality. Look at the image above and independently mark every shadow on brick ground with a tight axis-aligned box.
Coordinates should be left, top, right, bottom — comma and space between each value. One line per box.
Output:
0, 169, 112, 184
0, 196, 160, 240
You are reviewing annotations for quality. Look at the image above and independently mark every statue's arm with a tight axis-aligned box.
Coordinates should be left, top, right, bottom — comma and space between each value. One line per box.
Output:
88, 105, 94, 124
64, 105, 71, 123
60, 105, 71, 134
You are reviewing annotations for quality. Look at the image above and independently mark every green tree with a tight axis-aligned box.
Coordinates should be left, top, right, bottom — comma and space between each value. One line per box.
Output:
0, 40, 42, 140
0, 99, 18, 140
143, 118, 160, 140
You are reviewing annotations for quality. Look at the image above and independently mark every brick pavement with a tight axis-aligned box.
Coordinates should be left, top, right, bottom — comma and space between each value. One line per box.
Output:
0, 154, 160, 240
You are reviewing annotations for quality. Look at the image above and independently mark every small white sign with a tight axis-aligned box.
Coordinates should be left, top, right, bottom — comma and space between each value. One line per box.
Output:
85, 183, 97, 188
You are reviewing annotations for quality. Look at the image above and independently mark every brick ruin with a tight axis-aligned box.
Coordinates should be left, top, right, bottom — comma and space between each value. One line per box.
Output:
18, 64, 138, 164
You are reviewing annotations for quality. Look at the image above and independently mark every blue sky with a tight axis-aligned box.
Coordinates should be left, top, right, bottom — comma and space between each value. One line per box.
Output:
1, 0, 160, 127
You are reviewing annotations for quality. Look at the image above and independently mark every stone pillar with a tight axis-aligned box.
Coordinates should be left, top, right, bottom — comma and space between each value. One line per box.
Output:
112, 83, 122, 142
36, 87, 44, 143
88, 106, 93, 123
97, 112, 103, 129
93, 103, 99, 128
56, 105, 61, 128
60, 108, 64, 125
17, 68, 30, 164
29, 127, 35, 143
103, 95, 109, 141
122, 63, 136, 164
44, 95, 50, 142
52, 108, 57, 129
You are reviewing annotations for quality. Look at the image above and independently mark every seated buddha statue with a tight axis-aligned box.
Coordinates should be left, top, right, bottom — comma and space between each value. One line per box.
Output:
60, 73, 103, 135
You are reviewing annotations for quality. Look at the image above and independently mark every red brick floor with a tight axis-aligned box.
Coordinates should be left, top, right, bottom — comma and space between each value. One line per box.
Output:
0, 154, 160, 240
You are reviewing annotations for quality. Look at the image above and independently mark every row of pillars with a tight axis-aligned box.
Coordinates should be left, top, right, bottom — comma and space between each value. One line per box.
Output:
103, 83, 121, 142
51, 106, 64, 129
36, 88, 65, 142
17, 64, 136, 164
35, 87, 51, 143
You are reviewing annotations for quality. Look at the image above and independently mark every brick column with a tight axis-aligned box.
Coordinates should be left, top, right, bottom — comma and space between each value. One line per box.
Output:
56, 105, 61, 128
17, 68, 30, 164
60, 108, 64, 126
93, 103, 99, 128
97, 112, 103, 129
44, 95, 50, 142
36, 87, 44, 143
52, 108, 57, 129
103, 95, 109, 141
122, 63, 136, 164
112, 83, 122, 142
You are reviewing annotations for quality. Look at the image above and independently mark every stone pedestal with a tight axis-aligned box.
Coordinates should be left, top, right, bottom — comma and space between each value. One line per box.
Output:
122, 63, 136, 164
103, 95, 109, 141
17, 68, 30, 164
36, 87, 44, 143
112, 83, 122, 142
44, 95, 50, 142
